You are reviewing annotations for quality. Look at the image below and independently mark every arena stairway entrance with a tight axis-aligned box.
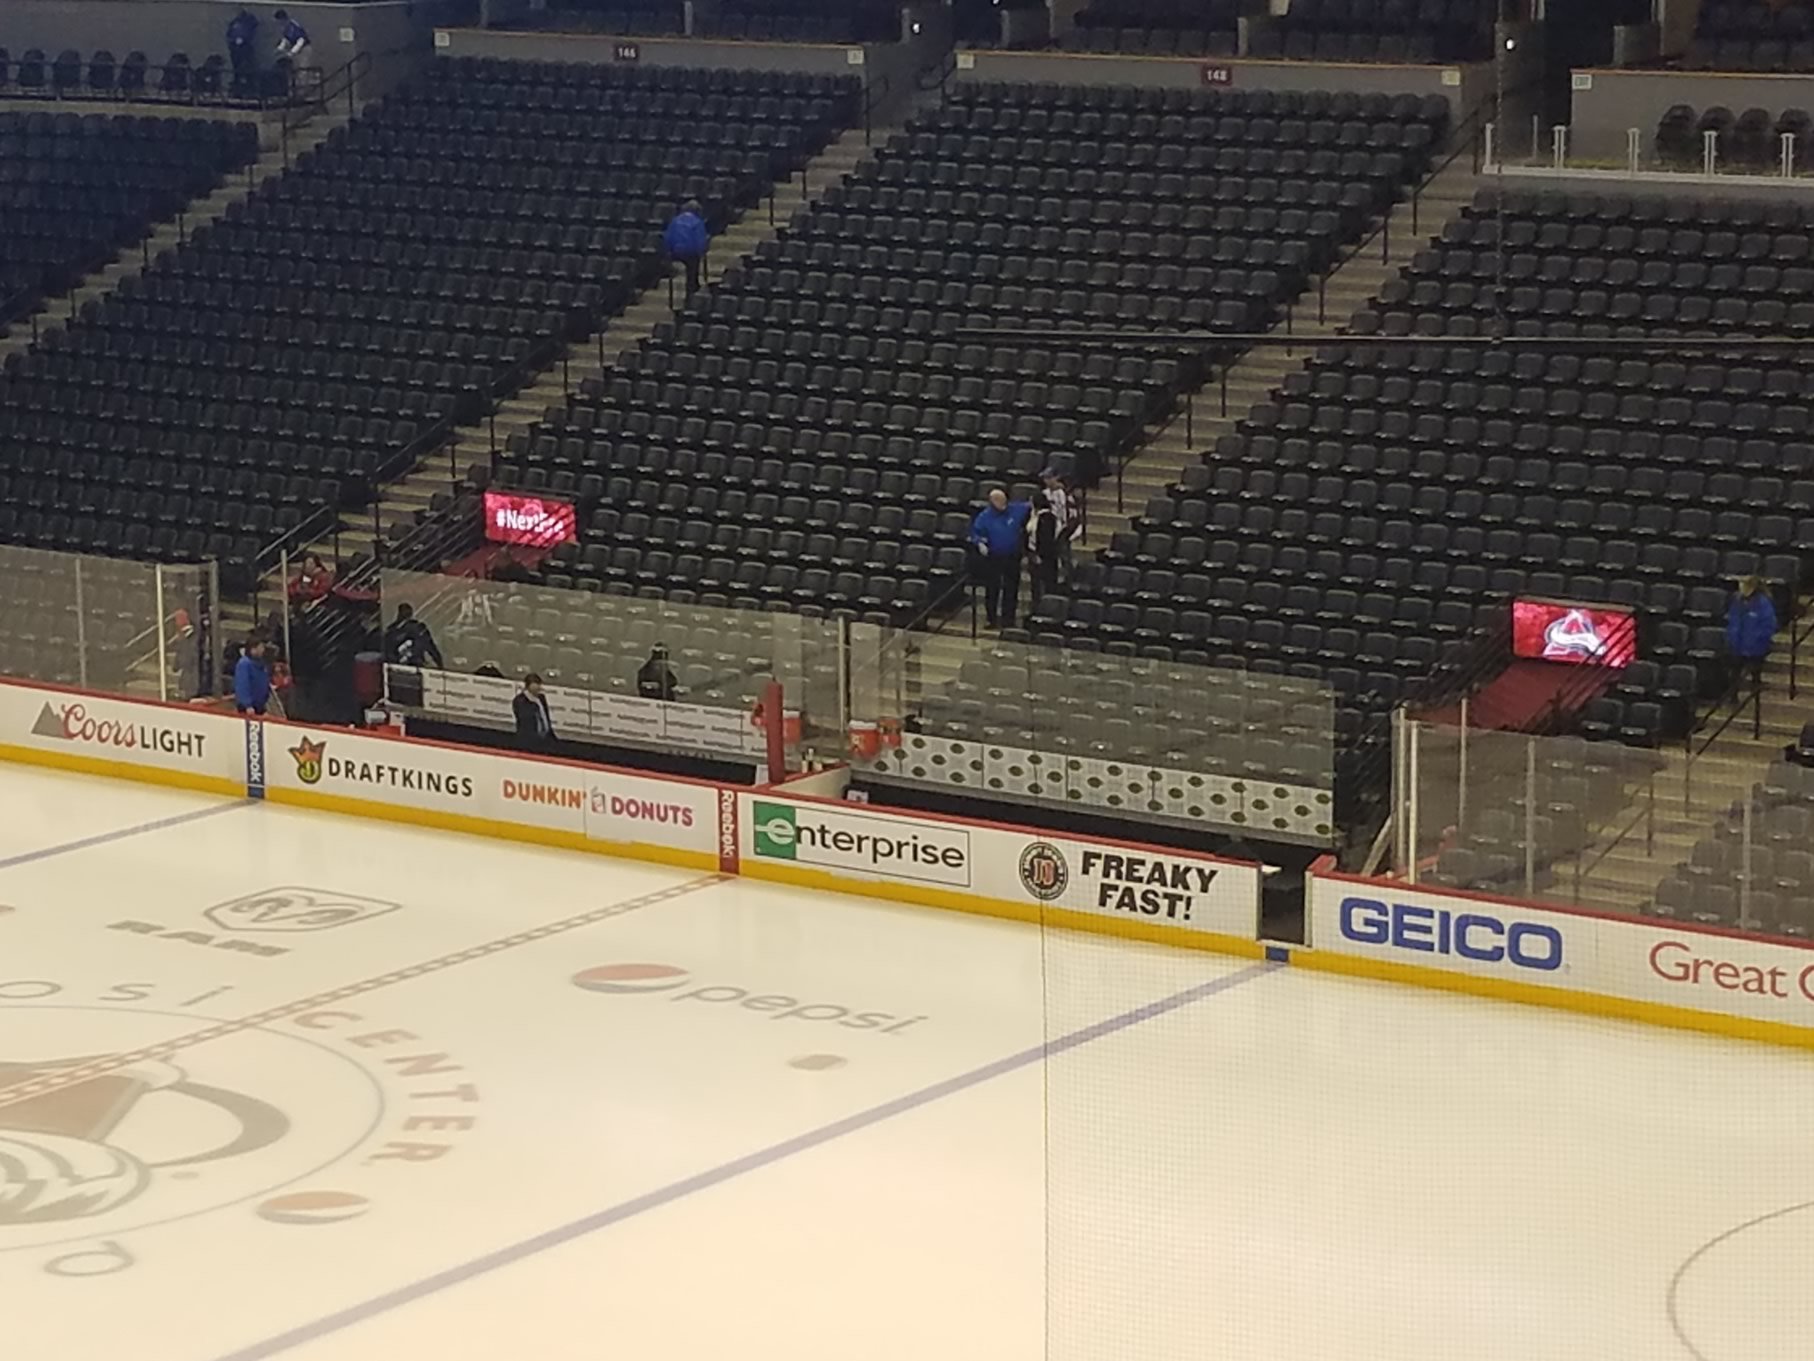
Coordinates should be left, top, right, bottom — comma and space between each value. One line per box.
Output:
1088, 151, 1483, 554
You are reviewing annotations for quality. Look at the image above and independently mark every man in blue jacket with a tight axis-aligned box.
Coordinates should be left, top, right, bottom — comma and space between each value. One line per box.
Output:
971, 488, 1031, 629
234, 637, 272, 715
225, 9, 259, 95
663, 199, 710, 298
1727, 574, 1779, 703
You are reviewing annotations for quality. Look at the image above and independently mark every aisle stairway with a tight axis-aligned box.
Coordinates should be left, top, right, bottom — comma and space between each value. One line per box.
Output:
0, 112, 347, 359
1086, 152, 1482, 550
308, 123, 882, 568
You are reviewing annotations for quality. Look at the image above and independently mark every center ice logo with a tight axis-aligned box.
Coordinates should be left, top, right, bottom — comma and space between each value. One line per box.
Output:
571, 963, 691, 994
570, 963, 928, 1036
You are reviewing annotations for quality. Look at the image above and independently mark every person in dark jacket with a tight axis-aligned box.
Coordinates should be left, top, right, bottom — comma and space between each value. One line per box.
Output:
1727, 574, 1779, 701
637, 645, 677, 701
513, 672, 556, 751
663, 199, 710, 298
225, 9, 259, 92
383, 603, 444, 668
234, 638, 271, 715
1027, 490, 1060, 606
970, 487, 1031, 628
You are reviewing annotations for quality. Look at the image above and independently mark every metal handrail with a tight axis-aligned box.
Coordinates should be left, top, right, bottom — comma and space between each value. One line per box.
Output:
861, 72, 891, 145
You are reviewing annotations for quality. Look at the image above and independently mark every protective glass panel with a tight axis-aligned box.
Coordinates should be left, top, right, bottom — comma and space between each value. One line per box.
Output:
0, 546, 216, 700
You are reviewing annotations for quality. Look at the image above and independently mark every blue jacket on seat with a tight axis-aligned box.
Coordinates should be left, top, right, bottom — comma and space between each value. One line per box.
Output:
1728, 590, 1778, 659
663, 210, 709, 260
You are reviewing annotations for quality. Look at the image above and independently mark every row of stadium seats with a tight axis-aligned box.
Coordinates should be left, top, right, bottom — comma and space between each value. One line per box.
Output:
0, 59, 861, 589
944, 187, 1812, 766
1657, 105, 1812, 168
0, 48, 294, 103
1688, 2, 1814, 70
1651, 758, 1814, 935
0, 112, 256, 324
510, 82, 1441, 624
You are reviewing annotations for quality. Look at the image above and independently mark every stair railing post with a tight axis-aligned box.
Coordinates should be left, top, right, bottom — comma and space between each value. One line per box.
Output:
1318, 272, 1326, 325
1184, 388, 1193, 447
1646, 767, 1655, 859
1741, 795, 1755, 928
1754, 661, 1763, 741
1220, 364, 1228, 418
280, 548, 293, 664
1523, 734, 1537, 898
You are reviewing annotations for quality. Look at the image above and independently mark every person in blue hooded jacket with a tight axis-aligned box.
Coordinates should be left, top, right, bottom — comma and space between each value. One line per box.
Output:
1727, 574, 1778, 701
971, 487, 1031, 629
663, 199, 710, 297
234, 637, 272, 715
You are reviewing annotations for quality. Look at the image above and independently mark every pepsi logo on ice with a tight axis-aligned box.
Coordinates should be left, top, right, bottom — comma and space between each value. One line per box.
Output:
1338, 897, 1565, 972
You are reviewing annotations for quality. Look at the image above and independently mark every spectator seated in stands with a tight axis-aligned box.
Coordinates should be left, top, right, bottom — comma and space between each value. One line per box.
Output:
290, 553, 335, 603
637, 645, 678, 700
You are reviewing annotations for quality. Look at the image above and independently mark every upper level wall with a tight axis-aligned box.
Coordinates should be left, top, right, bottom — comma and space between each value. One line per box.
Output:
435, 27, 940, 126
953, 49, 1491, 122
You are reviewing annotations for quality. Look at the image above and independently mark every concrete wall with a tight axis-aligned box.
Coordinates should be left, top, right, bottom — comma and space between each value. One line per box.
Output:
955, 49, 1493, 121
1570, 67, 1814, 162
438, 27, 940, 129
440, 27, 867, 74
3, 0, 442, 89
1498, 162, 1814, 205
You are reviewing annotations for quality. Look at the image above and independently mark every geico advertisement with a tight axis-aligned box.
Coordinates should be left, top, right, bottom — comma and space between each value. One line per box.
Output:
1004, 836, 1259, 937
1312, 877, 1814, 1030
1310, 880, 1585, 979
745, 797, 971, 888
0, 682, 244, 780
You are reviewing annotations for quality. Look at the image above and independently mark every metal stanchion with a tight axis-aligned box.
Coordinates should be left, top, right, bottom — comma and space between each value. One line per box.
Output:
1523, 736, 1537, 897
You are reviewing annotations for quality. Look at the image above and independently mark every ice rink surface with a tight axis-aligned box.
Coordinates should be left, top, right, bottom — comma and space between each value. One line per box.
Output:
2, 764, 1812, 1361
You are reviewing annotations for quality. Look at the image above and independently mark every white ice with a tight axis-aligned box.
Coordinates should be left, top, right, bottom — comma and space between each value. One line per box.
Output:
0, 763, 1808, 1361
